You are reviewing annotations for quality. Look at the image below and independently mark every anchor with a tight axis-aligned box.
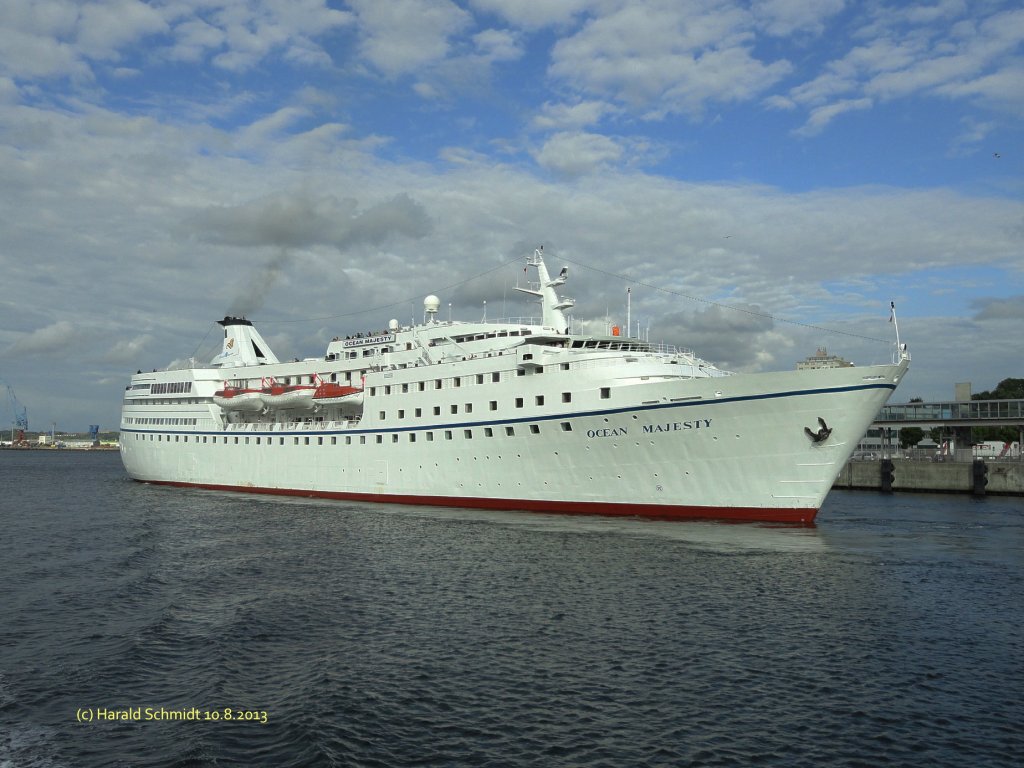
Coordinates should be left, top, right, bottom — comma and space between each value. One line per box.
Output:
804, 417, 833, 443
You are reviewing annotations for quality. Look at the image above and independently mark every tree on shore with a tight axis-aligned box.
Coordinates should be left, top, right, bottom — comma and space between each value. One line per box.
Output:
899, 426, 924, 449
971, 378, 1023, 444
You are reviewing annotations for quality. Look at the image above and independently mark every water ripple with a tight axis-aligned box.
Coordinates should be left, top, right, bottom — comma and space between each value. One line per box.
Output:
1, 453, 1022, 766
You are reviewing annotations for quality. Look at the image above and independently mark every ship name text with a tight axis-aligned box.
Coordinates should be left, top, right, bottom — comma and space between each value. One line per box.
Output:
587, 418, 712, 439
343, 333, 395, 348
644, 418, 712, 433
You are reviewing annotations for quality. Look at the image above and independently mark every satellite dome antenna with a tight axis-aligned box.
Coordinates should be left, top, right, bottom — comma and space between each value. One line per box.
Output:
424, 295, 441, 324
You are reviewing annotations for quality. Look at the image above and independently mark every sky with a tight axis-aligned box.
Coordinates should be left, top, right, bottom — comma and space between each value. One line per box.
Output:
1, 0, 1022, 434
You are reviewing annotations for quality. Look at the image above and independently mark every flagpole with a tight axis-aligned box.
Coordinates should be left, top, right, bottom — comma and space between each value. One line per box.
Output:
890, 301, 901, 354
626, 287, 631, 339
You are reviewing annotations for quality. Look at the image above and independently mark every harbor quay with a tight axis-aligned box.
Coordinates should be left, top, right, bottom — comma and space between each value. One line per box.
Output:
833, 456, 1024, 496
837, 387, 1024, 496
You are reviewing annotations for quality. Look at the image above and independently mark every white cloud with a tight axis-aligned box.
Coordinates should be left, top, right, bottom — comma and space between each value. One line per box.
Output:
165, 18, 227, 63
530, 100, 616, 130
468, 0, 589, 30
75, 0, 167, 60
105, 334, 154, 363
752, 0, 846, 37
793, 96, 872, 136
948, 116, 995, 157
548, 1, 791, 118
778, 2, 1024, 134
531, 131, 623, 177
349, 0, 471, 78
6, 321, 80, 357
472, 28, 523, 63
0, 0, 354, 80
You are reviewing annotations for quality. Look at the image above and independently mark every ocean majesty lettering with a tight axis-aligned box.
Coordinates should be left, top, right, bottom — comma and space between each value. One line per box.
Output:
342, 333, 395, 348
643, 418, 712, 433
586, 418, 712, 439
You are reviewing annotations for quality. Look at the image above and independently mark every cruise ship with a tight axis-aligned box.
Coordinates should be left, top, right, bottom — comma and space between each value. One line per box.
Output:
119, 248, 909, 523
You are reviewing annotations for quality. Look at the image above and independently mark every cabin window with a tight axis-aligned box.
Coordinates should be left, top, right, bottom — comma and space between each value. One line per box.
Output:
418, 382, 425, 391
370, 387, 376, 396
415, 408, 422, 417
445, 430, 452, 440
465, 403, 472, 413
505, 426, 515, 436
379, 411, 386, 420
530, 424, 540, 434
464, 429, 472, 439
426, 432, 434, 442
346, 436, 352, 445
562, 392, 572, 403
409, 433, 416, 443
484, 427, 493, 437
515, 397, 524, 408
492, 372, 500, 382
454, 377, 461, 387
451, 404, 458, 414
330, 436, 336, 445
476, 374, 484, 384
489, 400, 497, 411
392, 434, 399, 443
600, 387, 611, 399
385, 386, 392, 395
304, 437, 310, 445
360, 436, 366, 445
402, 384, 409, 393
433, 406, 441, 416
536, 395, 545, 406
561, 422, 572, 432
318, 437, 323, 445
435, 379, 442, 389
398, 410, 405, 419
561, 363, 570, 371
376, 435, 383, 444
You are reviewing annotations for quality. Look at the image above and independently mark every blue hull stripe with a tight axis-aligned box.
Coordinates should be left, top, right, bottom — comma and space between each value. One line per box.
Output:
121, 381, 897, 439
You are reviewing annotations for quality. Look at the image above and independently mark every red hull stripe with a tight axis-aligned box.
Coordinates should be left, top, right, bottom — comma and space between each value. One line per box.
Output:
137, 479, 819, 524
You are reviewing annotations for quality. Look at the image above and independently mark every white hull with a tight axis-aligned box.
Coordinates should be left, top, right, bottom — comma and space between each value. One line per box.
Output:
121, 361, 906, 523
120, 249, 908, 523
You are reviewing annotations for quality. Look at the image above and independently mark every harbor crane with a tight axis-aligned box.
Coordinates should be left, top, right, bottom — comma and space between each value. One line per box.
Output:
3, 379, 29, 444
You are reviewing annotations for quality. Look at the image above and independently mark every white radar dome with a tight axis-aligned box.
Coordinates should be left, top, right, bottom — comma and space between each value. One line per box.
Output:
388, 318, 399, 331
424, 295, 441, 314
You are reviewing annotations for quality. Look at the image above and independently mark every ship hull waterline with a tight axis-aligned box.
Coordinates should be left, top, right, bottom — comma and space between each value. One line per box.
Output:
122, 370, 907, 525
133, 479, 822, 524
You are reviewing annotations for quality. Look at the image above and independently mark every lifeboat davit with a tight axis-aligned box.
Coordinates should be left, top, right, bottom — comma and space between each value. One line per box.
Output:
312, 383, 364, 406
212, 387, 265, 412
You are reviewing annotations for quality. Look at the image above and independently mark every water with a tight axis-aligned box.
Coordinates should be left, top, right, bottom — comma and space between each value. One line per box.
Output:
2, 450, 1022, 767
